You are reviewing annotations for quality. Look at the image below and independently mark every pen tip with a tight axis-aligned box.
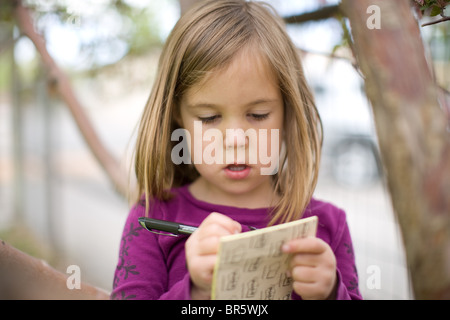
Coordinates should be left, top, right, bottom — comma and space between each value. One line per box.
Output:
138, 218, 146, 228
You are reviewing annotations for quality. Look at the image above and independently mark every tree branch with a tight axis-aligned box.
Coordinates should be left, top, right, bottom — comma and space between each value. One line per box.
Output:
0, 239, 109, 299
421, 15, 450, 26
283, 5, 340, 24
13, 0, 128, 198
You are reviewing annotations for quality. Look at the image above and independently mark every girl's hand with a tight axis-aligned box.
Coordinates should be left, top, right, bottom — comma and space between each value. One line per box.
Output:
185, 212, 241, 300
282, 237, 337, 300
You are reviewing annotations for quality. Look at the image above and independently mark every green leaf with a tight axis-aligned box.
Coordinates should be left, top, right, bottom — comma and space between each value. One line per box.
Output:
430, 5, 442, 16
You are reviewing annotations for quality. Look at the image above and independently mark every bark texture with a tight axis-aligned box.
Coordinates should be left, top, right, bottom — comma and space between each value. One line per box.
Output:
341, 0, 450, 299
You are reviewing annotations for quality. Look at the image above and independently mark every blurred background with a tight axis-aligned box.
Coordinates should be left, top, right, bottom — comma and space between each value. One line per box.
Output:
0, 0, 448, 299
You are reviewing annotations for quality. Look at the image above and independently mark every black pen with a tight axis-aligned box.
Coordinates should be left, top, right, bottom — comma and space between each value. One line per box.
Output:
138, 217, 197, 236
139, 217, 257, 237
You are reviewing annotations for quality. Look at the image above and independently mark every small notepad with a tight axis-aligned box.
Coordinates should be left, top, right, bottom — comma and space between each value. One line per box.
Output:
211, 215, 318, 300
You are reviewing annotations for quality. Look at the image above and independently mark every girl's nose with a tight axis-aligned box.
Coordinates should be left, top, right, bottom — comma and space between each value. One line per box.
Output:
224, 127, 249, 165
225, 128, 248, 149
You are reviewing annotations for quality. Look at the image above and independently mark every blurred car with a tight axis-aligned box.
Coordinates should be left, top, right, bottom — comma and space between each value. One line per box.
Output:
303, 54, 382, 187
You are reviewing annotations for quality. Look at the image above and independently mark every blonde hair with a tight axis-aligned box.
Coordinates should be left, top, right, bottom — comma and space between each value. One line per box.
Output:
134, 0, 322, 225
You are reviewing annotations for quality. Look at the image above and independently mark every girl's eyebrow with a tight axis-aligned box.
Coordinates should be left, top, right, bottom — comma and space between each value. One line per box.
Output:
187, 98, 279, 110
186, 103, 217, 110
246, 98, 279, 107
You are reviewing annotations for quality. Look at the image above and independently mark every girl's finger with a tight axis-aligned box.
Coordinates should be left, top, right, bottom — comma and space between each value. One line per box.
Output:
282, 237, 326, 254
289, 253, 319, 268
290, 265, 316, 283
292, 281, 323, 300
199, 212, 242, 235
196, 234, 221, 255
198, 222, 238, 240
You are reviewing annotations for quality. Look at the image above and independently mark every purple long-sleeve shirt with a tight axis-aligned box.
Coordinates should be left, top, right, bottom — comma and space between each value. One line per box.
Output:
111, 184, 362, 300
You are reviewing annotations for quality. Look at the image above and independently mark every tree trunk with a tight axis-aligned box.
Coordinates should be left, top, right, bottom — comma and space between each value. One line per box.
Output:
341, 0, 450, 299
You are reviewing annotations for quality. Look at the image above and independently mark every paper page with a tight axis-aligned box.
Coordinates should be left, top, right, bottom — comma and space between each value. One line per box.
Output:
211, 216, 318, 300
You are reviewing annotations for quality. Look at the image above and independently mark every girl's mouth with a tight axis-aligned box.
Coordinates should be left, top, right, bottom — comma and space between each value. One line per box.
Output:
224, 164, 251, 179
227, 164, 247, 171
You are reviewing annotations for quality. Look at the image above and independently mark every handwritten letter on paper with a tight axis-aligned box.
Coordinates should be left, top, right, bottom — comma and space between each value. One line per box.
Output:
211, 216, 318, 300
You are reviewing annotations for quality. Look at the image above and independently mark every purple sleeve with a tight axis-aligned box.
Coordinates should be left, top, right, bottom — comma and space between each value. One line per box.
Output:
328, 210, 362, 300
110, 205, 192, 300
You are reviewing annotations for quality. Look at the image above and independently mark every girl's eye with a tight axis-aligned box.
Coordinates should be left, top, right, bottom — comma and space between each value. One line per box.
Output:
198, 115, 220, 124
249, 113, 269, 121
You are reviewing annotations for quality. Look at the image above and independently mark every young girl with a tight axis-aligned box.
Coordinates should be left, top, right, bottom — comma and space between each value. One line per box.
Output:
111, 0, 362, 300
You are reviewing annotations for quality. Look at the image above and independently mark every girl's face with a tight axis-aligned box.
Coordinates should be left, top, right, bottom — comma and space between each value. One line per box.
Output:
178, 48, 284, 208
